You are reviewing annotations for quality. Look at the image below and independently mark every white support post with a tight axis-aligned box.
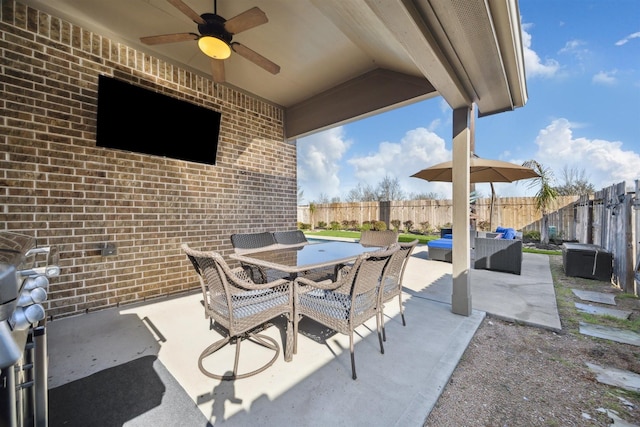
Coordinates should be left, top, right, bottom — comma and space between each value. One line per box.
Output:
451, 107, 472, 316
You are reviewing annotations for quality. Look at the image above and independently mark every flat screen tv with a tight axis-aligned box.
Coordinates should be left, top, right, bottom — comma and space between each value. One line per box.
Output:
96, 75, 221, 165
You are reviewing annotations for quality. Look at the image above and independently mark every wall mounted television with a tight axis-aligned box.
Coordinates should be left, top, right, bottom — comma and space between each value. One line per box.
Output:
96, 75, 221, 165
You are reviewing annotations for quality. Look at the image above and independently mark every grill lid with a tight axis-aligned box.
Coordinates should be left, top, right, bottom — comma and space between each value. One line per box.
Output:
0, 233, 36, 320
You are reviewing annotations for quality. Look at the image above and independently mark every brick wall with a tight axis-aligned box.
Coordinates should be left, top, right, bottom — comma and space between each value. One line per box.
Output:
0, 1, 297, 318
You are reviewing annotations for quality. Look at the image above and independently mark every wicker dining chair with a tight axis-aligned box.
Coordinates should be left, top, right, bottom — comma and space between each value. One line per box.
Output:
230, 232, 278, 283
273, 230, 308, 246
359, 230, 398, 247
378, 239, 419, 341
182, 244, 294, 380
293, 245, 399, 380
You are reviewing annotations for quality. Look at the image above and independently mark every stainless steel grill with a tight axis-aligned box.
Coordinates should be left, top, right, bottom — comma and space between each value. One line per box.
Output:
0, 232, 59, 427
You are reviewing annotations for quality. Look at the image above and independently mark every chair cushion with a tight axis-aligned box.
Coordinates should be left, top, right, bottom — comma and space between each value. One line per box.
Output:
299, 288, 376, 319
300, 290, 350, 319
211, 289, 289, 318
381, 276, 398, 295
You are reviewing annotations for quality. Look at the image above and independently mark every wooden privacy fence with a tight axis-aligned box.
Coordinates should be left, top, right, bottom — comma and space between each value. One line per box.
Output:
297, 196, 578, 237
299, 183, 639, 294
574, 180, 639, 294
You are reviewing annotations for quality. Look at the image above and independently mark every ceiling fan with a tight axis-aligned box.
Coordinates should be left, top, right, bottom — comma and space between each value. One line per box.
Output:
140, 0, 280, 83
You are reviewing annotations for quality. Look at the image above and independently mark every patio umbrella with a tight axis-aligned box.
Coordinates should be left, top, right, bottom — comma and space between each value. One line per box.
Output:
411, 157, 540, 183
411, 156, 540, 229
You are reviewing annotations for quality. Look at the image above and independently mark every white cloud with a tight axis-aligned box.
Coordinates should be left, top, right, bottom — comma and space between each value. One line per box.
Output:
532, 118, 640, 190
521, 22, 560, 78
558, 39, 590, 65
592, 70, 617, 85
489, 118, 640, 198
559, 39, 585, 54
296, 127, 351, 203
615, 32, 640, 46
347, 127, 453, 198
297, 119, 640, 203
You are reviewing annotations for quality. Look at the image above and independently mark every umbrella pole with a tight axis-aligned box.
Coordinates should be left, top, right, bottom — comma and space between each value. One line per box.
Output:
489, 182, 495, 231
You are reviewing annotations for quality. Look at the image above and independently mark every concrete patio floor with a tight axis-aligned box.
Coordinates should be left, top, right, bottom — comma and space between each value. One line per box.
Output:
46, 245, 560, 426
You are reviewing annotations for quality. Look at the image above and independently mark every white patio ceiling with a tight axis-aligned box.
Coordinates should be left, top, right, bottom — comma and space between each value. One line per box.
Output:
20, 0, 528, 139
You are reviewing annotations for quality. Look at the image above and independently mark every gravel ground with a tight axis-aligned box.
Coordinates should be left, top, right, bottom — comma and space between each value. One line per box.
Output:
425, 255, 640, 427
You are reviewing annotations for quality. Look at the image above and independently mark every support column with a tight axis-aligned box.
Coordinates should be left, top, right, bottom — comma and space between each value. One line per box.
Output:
451, 107, 472, 316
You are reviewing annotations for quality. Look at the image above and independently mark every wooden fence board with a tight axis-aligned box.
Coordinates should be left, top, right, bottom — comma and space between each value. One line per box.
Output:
298, 196, 578, 235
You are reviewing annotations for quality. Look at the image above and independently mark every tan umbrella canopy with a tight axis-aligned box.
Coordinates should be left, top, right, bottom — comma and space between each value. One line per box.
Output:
411, 156, 540, 229
411, 157, 540, 183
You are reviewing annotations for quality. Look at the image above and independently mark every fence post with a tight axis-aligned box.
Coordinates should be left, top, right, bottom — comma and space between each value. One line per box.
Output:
634, 180, 639, 294
379, 201, 390, 229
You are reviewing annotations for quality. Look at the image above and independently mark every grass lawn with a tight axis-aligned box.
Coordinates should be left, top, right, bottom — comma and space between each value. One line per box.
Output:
303, 230, 440, 245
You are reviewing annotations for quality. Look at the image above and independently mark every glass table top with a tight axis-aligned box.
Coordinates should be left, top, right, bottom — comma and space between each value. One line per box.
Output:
230, 241, 380, 273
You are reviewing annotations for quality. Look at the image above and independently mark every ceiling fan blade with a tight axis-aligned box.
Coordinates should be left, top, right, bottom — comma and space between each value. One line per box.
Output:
232, 43, 280, 75
224, 7, 268, 35
140, 33, 198, 45
167, 0, 205, 24
211, 58, 225, 83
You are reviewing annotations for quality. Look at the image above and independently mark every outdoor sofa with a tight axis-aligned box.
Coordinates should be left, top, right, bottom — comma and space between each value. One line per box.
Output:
427, 235, 453, 262
427, 228, 478, 262
473, 227, 522, 275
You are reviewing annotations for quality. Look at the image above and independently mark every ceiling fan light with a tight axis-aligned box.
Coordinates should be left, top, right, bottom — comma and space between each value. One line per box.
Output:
198, 36, 231, 59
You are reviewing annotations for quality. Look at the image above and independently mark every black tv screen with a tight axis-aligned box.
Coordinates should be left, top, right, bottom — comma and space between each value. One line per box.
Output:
96, 75, 221, 165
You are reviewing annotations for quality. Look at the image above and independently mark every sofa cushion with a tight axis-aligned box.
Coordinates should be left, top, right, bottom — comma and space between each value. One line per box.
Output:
496, 226, 516, 239
428, 239, 453, 249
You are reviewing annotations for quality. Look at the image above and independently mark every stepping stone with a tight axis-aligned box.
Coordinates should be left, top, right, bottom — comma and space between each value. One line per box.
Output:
572, 289, 617, 305
579, 322, 640, 346
606, 410, 639, 427
586, 362, 640, 393
597, 408, 640, 427
575, 303, 631, 319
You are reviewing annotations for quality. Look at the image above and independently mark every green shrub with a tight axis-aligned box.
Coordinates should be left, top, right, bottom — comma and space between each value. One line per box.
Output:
373, 221, 387, 231
390, 219, 401, 231
403, 220, 414, 233
298, 222, 311, 230
476, 220, 490, 231
523, 230, 540, 241
360, 222, 372, 231
419, 221, 433, 234
330, 221, 341, 230
348, 220, 359, 230
317, 221, 327, 229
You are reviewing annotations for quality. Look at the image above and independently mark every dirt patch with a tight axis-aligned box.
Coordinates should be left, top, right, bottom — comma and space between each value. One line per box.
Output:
425, 255, 640, 426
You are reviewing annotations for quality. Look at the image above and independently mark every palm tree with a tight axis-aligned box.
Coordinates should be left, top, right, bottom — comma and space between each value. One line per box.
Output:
308, 202, 316, 231
522, 160, 558, 245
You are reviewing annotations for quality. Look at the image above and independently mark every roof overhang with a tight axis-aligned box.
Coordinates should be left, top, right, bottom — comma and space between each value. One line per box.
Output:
18, 0, 528, 138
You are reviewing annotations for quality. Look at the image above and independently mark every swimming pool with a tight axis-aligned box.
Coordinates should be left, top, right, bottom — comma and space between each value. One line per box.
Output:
305, 236, 359, 244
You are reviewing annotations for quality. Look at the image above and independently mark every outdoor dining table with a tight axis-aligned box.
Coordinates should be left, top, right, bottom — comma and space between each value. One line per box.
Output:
229, 240, 381, 279
229, 240, 386, 363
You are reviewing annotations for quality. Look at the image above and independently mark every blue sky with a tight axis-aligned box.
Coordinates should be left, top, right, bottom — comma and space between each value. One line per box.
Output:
297, 0, 640, 203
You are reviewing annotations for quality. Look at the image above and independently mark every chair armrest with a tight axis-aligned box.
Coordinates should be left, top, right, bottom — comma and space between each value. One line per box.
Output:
294, 275, 338, 290
230, 268, 291, 290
